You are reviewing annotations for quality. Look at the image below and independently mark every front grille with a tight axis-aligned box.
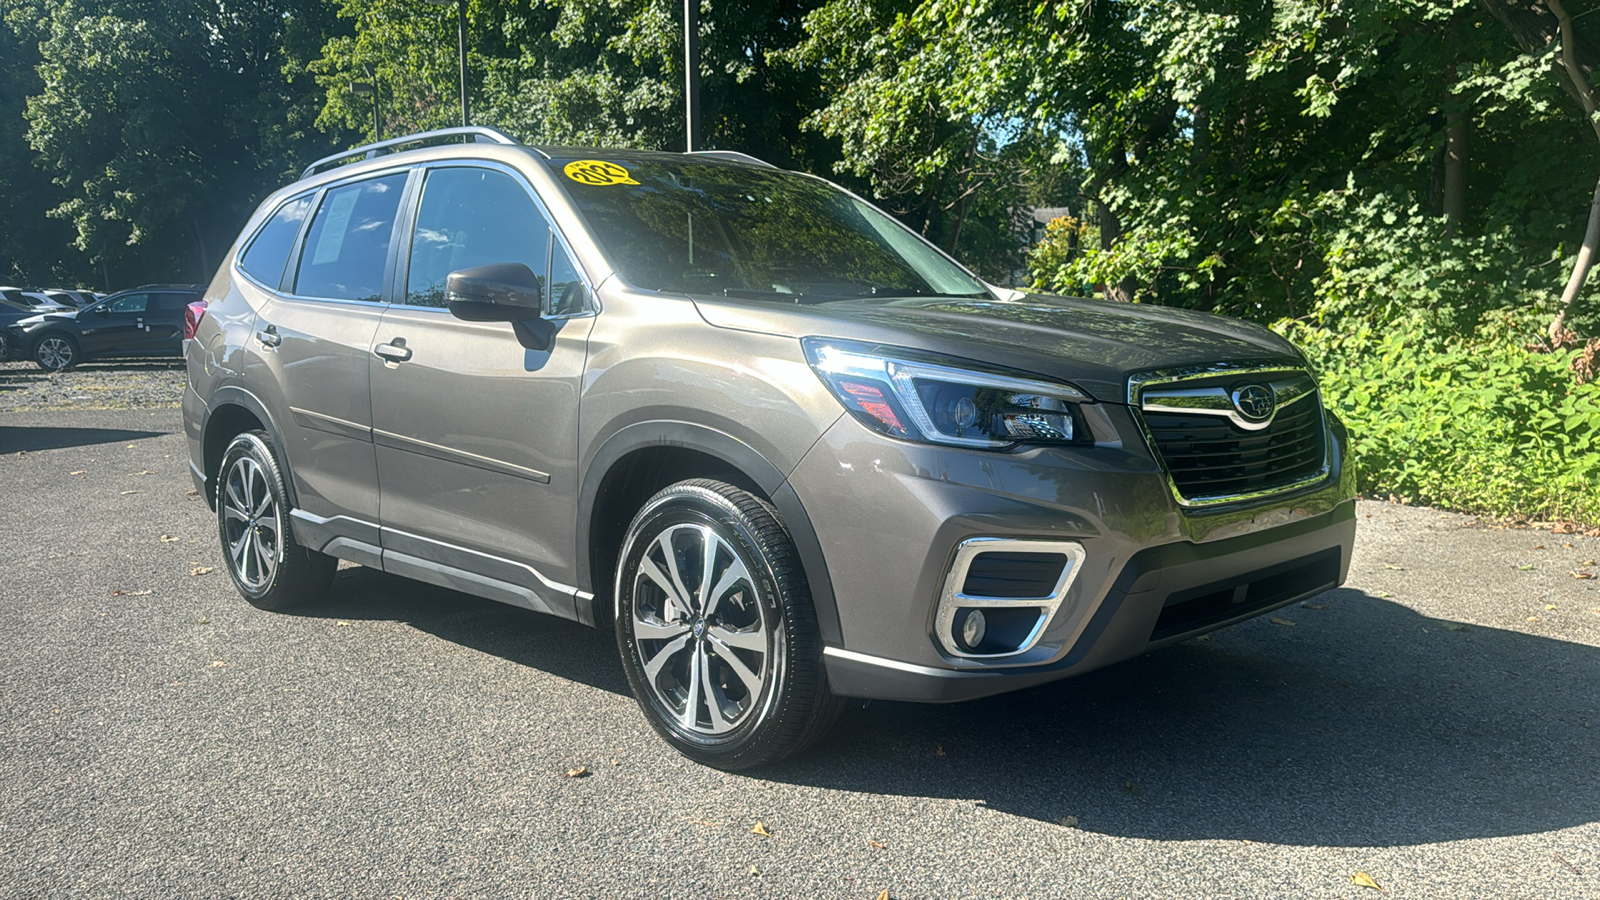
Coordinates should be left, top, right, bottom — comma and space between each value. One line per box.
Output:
1138, 373, 1328, 503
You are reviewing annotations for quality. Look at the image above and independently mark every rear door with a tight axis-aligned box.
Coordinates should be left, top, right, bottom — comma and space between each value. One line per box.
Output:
144, 292, 192, 354
368, 162, 595, 618
239, 171, 411, 543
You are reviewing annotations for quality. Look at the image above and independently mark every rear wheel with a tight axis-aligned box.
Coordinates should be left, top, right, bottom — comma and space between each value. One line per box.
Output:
216, 430, 335, 610
34, 334, 78, 371
615, 479, 840, 770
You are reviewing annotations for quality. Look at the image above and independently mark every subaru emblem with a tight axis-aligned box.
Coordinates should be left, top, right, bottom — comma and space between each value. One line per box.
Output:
1232, 384, 1276, 423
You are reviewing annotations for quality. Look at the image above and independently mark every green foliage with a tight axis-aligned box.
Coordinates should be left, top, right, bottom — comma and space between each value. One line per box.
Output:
1282, 311, 1600, 525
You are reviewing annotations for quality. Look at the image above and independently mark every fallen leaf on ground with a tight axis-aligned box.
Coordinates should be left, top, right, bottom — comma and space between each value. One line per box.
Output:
1300, 603, 1328, 610
875, 891, 890, 900
69, 470, 86, 476
1527, 616, 1540, 622
1437, 621, 1467, 631
1582, 558, 1596, 566
209, 660, 225, 668
1351, 871, 1383, 891
748, 865, 761, 877
120, 490, 140, 495
136, 470, 155, 475
868, 839, 887, 849
563, 765, 591, 778
1384, 564, 1404, 570
1055, 816, 1079, 828
1192, 633, 1212, 641
1269, 617, 1295, 626
185, 489, 199, 496
189, 566, 213, 576
1532, 545, 1546, 550
1546, 604, 1559, 610
1575, 572, 1595, 580
750, 821, 771, 837
160, 535, 180, 543
1517, 565, 1535, 571
610, 758, 619, 766
1123, 779, 1145, 796
1374, 591, 1391, 598
934, 743, 946, 757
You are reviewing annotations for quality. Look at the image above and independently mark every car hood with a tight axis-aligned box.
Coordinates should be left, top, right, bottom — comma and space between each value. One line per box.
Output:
690, 292, 1305, 402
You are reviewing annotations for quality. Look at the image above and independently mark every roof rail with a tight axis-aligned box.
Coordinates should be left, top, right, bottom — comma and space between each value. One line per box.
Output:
301, 126, 522, 179
687, 149, 778, 169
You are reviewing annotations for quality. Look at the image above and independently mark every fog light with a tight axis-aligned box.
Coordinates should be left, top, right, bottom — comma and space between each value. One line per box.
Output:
959, 609, 987, 650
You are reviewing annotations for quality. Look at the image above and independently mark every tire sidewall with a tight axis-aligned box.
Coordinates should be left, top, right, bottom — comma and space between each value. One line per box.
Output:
216, 432, 291, 603
615, 486, 795, 762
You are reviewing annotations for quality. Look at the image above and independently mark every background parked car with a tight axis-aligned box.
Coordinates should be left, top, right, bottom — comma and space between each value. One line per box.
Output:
0, 287, 73, 311
8, 284, 205, 370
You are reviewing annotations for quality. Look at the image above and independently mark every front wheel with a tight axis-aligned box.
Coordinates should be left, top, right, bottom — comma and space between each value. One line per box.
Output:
216, 430, 336, 610
34, 334, 78, 371
615, 480, 841, 770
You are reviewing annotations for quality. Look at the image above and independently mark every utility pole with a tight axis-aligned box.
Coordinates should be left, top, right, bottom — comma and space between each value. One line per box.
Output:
684, 0, 699, 151
455, 0, 469, 126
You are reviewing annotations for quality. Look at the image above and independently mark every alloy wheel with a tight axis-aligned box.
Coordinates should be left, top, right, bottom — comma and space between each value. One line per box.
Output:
630, 522, 772, 735
220, 454, 281, 592
36, 336, 74, 370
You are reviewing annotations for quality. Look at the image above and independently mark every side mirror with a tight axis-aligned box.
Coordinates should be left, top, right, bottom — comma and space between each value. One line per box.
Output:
94, 306, 110, 316
445, 263, 555, 352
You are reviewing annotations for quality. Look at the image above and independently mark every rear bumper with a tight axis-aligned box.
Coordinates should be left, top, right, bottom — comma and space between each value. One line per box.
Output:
822, 498, 1356, 702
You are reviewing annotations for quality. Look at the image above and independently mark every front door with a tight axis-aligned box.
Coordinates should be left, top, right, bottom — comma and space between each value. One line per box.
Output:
79, 293, 156, 356
368, 164, 594, 620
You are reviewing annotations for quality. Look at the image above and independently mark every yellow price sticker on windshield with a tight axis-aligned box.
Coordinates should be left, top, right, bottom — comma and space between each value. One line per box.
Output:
564, 160, 639, 186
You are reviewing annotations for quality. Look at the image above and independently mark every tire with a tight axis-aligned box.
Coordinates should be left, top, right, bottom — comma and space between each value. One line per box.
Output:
0, 329, 10, 361
615, 479, 841, 770
33, 333, 79, 371
216, 430, 336, 611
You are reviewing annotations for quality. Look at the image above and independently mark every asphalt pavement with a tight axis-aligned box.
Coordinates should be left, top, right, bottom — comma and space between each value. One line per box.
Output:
2, 406, 1598, 899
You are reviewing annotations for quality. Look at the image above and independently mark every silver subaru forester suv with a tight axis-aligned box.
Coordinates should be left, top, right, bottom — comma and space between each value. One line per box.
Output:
183, 127, 1356, 769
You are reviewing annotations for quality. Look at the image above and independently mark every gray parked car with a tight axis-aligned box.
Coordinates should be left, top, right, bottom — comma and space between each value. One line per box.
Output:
184, 127, 1356, 769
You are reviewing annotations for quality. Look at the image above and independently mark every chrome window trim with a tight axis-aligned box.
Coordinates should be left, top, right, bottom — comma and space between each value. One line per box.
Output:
933, 537, 1086, 659
1127, 362, 1332, 509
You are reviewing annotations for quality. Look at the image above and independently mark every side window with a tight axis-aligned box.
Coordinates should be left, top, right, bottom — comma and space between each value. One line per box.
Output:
405, 167, 550, 308
549, 245, 588, 316
239, 195, 313, 288
106, 294, 149, 314
293, 173, 408, 302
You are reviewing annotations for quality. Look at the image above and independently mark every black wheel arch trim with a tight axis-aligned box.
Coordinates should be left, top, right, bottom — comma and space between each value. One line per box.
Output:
577, 420, 843, 646
200, 385, 300, 511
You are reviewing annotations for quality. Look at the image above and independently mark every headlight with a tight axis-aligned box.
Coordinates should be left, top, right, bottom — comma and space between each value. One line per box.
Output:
802, 337, 1094, 449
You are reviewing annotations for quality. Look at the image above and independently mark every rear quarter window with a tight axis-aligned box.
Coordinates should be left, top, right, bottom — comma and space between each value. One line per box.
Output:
240, 195, 313, 288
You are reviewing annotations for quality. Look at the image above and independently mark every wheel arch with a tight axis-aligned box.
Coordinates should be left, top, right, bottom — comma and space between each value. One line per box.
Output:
578, 420, 841, 646
200, 386, 297, 511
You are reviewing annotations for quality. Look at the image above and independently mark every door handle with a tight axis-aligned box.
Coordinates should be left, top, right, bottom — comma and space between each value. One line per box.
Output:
256, 325, 281, 348
374, 338, 412, 362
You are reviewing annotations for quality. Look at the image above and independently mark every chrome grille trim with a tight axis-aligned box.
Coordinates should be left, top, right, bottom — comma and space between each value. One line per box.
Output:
1129, 363, 1332, 508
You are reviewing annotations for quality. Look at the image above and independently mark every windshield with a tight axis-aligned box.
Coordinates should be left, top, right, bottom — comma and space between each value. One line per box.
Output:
551, 158, 987, 302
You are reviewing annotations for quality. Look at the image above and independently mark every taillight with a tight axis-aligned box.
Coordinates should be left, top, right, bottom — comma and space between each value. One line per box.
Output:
183, 300, 208, 340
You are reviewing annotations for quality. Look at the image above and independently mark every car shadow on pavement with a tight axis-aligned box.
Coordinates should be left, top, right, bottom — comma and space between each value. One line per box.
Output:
0, 425, 171, 452
276, 569, 1600, 848
763, 587, 1600, 848
298, 564, 630, 696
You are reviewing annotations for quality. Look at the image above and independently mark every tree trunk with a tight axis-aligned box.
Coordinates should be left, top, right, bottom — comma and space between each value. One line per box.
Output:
1443, 94, 1470, 233
190, 210, 211, 282
1546, 0, 1600, 342
1553, 174, 1600, 344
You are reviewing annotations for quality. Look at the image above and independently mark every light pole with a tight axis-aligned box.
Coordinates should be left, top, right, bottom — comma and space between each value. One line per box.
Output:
423, 0, 469, 126
351, 79, 380, 141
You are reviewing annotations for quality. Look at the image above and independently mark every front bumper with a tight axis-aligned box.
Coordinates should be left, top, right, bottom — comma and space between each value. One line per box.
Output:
788, 405, 1357, 702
